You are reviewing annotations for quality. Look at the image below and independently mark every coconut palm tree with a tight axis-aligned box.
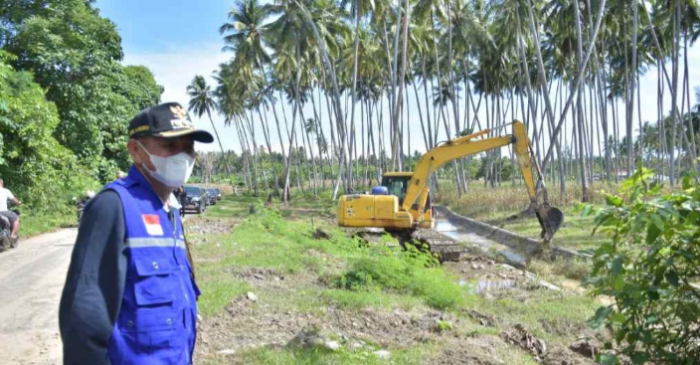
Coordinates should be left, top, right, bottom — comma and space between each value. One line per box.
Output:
186, 75, 233, 183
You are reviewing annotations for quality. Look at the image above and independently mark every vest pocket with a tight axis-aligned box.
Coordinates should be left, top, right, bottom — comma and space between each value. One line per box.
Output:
133, 257, 177, 306
121, 306, 177, 352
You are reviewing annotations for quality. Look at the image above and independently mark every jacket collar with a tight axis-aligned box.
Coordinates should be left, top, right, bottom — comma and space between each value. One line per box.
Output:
126, 165, 166, 209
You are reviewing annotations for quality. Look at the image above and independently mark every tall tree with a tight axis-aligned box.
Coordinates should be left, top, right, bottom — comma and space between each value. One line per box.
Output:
187, 75, 233, 184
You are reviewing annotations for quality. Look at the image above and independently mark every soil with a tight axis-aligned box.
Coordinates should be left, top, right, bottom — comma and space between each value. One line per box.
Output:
195, 247, 601, 365
185, 216, 239, 236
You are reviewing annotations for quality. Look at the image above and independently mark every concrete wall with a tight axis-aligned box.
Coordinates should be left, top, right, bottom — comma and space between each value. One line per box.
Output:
435, 206, 590, 261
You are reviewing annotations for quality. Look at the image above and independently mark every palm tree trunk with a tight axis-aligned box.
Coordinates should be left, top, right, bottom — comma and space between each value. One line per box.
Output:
391, 0, 410, 172
539, 0, 608, 172
205, 110, 233, 186
573, 0, 589, 202
290, 0, 348, 198
242, 112, 260, 196
258, 107, 280, 196
235, 122, 251, 190
270, 99, 288, 196
283, 43, 304, 203
348, 1, 362, 190
670, 0, 680, 186
413, 80, 430, 151
520, 0, 566, 190
421, 57, 434, 149
683, 30, 698, 167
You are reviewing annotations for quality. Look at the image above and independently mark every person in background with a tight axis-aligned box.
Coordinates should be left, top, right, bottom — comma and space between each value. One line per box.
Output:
59, 102, 213, 365
175, 186, 187, 217
0, 178, 21, 241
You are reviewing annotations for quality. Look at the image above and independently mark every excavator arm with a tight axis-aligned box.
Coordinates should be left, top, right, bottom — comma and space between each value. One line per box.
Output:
402, 121, 563, 243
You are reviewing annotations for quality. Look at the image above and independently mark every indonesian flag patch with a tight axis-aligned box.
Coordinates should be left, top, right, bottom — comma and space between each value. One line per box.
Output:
142, 214, 164, 236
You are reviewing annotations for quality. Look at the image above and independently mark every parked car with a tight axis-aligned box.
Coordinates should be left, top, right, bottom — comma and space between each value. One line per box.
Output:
206, 188, 218, 205
183, 185, 207, 214
213, 188, 222, 201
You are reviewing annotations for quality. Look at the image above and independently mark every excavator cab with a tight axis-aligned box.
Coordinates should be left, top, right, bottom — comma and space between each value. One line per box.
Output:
381, 173, 411, 205
380, 172, 435, 228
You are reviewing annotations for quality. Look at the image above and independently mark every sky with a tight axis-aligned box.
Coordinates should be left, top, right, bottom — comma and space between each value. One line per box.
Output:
95, 0, 700, 156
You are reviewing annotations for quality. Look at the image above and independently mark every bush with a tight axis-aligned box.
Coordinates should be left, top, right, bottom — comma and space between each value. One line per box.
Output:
0, 54, 101, 213
336, 245, 464, 310
583, 168, 700, 365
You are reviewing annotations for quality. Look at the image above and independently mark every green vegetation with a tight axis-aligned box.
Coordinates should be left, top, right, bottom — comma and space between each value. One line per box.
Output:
585, 169, 700, 364
20, 211, 76, 238
192, 194, 605, 364
238, 345, 430, 365
1, 0, 161, 234
335, 246, 464, 310
193, 203, 464, 315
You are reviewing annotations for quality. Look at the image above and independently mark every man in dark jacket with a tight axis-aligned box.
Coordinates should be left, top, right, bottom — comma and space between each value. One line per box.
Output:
59, 102, 213, 365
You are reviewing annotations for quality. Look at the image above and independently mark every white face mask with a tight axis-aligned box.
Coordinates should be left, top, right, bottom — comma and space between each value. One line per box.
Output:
137, 141, 195, 188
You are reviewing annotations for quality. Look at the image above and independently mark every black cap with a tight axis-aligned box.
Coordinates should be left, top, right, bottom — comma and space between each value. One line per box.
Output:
128, 102, 214, 143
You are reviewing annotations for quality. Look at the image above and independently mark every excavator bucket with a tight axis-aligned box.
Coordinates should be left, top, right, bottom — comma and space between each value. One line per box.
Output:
535, 205, 564, 242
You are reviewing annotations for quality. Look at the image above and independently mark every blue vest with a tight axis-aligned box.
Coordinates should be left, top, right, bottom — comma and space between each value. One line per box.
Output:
106, 166, 199, 365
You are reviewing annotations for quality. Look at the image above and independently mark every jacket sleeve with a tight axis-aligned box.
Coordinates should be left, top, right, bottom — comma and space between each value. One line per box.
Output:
59, 190, 127, 365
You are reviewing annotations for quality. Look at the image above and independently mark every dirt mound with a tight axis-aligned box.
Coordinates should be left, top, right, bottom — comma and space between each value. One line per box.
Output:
428, 336, 511, 365
568, 338, 599, 359
500, 324, 547, 362
328, 306, 455, 347
539, 318, 588, 337
185, 217, 237, 236
196, 294, 307, 357
543, 347, 597, 365
465, 310, 498, 327
234, 268, 289, 289
196, 289, 462, 362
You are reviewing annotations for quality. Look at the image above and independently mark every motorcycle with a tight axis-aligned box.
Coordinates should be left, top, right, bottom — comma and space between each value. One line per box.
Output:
0, 201, 20, 252
75, 191, 96, 222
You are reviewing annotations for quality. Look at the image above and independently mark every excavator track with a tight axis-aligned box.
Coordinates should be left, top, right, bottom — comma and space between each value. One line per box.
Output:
399, 228, 462, 262
346, 228, 462, 262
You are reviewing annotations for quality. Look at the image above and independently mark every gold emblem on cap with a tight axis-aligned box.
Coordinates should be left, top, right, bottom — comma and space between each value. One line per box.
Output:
170, 105, 189, 120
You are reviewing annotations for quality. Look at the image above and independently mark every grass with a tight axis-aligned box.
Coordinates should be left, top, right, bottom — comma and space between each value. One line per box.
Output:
238, 345, 431, 365
190, 206, 466, 318
472, 290, 600, 345
529, 256, 591, 282
21, 207, 77, 237
197, 279, 252, 317
206, 191, 336, 220
191, 192, 605, 365
320, 289, 423, 311
435, 180, 614, 252
335, 251, 465, 310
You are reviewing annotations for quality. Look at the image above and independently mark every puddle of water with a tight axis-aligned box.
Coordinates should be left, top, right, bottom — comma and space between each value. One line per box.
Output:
458, 279, 519, 294
435, 220, 460, 232
435, 219, 528, 267
476, 279, 518, 293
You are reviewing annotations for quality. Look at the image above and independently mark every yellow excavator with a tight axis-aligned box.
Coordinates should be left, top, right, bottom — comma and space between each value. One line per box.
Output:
337, 120, 563, 252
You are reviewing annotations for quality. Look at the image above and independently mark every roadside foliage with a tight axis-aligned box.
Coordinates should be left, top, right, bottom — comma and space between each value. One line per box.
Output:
584, 168, 700, 364
0, 0, 162, 223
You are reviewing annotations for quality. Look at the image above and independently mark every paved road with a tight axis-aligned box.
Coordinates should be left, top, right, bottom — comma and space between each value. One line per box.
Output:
0, 228, 77, 365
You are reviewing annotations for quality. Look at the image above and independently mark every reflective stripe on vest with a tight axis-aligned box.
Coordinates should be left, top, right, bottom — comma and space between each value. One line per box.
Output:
127, 237, 187, 250
106, 165, 199, 365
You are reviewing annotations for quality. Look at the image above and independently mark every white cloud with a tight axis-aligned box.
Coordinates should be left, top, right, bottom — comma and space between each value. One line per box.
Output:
122, 43, 238, 153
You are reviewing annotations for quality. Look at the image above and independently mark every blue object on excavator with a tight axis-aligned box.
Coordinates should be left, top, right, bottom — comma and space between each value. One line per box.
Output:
371, 186, 389, 195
